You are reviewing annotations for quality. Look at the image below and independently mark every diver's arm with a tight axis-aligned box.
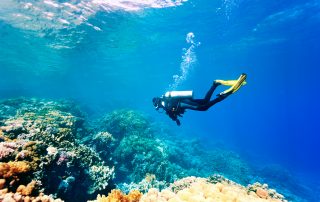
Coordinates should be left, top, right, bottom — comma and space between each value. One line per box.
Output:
176, 119, 181, 126
166, 110, 181, 126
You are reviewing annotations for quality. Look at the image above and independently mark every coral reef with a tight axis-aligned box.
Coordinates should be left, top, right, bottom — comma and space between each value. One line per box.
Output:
0, 161, 31, 178
139, 176, 286, 202
0, 178, 63, 202
0, 99, 302, 202
117, 173, 167, 194
87, 165, 115, 194
99, 109, 151, 140
93, 110, 207, 184
92, 175, 286, 202
0, 98, 114, 201
81, 131, 116, 165
90, 190, 142, 202
94, 109, 252, 186
204, 148, 252, 184
0, 191, 63, 202
253, 164, 316, 202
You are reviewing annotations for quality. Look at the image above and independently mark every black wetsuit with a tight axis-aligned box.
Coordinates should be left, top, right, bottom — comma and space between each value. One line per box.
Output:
162, 82, 230, 125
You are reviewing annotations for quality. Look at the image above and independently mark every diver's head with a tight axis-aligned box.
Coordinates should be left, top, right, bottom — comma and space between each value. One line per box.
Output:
152, 97, 162, 110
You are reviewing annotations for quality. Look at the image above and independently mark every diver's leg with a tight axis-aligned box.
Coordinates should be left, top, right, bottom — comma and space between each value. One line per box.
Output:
193, 93, 230, 111
187, 81, 221, 105
196, 75, 247, 110
181, 104, 203, 111
181, 92, 228, 111
198, 74, 247, 111
182, 74, 247, 111
204, 81, 221, 102
195, 74, 246, 103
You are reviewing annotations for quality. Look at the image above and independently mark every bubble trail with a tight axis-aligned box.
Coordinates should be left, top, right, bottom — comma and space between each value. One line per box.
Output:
169, 32, 200, 90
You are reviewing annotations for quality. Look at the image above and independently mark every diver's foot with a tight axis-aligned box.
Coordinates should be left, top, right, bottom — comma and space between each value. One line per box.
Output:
219, 73, 247, 96
213, 80, 222, 86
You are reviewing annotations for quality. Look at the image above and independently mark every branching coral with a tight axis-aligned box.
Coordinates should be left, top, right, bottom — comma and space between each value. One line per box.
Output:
0, 161, 31, 178
99, 109, 151, 139
118, 173, 167, 194
89, 131, 115, 159
90, 190, 142, 202
0, 190, 64, 202
87, 165, 115, 194
113, 133, 186, 183
0, 171, 64, 202
0, 142, 17, 160
16, 180, 37, 196
247, 182, 285, 201
0, 98, 83, 146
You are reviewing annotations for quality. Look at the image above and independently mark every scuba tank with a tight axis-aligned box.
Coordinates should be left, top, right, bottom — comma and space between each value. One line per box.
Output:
164, 91, 193, 99
161, 91, 192, 115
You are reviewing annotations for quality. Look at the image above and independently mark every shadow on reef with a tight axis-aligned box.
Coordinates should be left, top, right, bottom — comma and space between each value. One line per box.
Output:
0, 98, 317, 202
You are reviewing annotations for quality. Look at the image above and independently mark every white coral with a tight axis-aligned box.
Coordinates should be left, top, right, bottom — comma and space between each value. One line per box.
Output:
0, 142, 17, 160
47, 146, 58, 156
87, 165, 115, 194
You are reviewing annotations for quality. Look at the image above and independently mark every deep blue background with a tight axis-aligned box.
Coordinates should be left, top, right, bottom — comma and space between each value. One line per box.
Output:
1, 0, 319, 191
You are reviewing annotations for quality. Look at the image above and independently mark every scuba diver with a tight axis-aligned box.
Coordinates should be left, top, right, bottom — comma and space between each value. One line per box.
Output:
152, 73, 247, 126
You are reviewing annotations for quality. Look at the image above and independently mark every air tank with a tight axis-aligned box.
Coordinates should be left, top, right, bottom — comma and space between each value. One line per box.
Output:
164, 91, 193, 99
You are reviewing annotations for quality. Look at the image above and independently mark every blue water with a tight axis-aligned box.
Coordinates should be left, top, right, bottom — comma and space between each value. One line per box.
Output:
1, 0, 320, 200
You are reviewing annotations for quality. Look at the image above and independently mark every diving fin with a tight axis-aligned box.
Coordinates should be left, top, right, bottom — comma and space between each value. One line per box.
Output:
219, 73, 247, 96
215, 79, 247, 86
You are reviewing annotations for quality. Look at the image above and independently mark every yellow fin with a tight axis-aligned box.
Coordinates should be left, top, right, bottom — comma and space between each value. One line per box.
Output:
219, 73, 247, 95
215, 79, 247, 86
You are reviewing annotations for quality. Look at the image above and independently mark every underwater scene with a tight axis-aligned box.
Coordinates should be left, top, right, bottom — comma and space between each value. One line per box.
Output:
0, 0, 320, 201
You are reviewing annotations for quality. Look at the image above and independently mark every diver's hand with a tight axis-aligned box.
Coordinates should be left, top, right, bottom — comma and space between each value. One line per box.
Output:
176, 119, 181, 126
